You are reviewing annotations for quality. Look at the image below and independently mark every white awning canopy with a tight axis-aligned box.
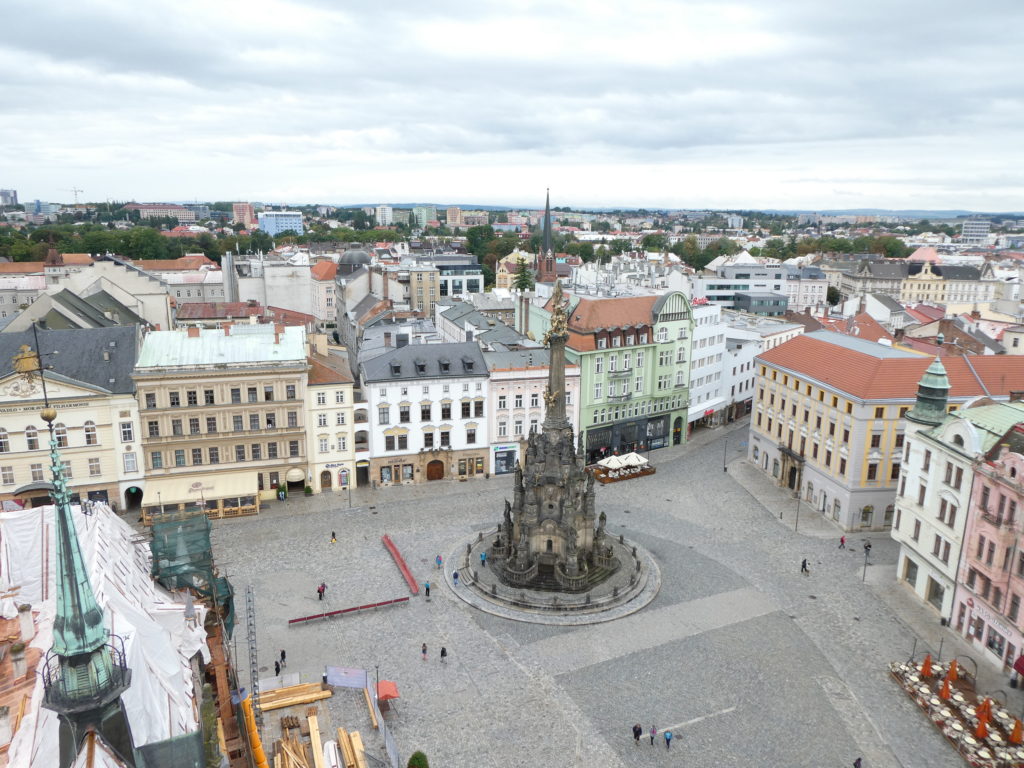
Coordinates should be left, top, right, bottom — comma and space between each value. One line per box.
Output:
143, 471, 258, 504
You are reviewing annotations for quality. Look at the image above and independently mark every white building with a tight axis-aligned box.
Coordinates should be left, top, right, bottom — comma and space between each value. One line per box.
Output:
375, 205, 393, 226
687, 301, 728, 427
484, 349, 580, 474
258, 210, 304, 236
358, 341, 490, 486
305, 338, 356, 493
783, 266, 830, 312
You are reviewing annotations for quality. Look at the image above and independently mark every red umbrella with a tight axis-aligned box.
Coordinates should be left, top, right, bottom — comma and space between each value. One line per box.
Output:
948, 659, 959, 682
975, 718, 988, 740
376, 680, 400, 702
920, 653, 933, 678
1010, 719, 1023, 745
939, 676, 951, 700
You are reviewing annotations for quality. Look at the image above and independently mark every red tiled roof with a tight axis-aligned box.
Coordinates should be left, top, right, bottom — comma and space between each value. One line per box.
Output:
267, 306, 316, 326
818, 313, 894, 343
176, 302, 264, 319
557, 294, 659, 332
906, 304, 945, 324
132, 255, 217, 271
0, 262, 44, 274
308, 354, 353, 385
311, 261, 338, 281
758, 333, 1024, 400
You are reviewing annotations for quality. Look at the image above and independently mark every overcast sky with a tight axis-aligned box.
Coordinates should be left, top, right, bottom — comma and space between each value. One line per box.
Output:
2, 0, 1022, 212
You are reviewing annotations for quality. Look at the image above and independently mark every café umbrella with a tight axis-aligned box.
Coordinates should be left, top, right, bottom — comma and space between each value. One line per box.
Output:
920, 653, 933, 678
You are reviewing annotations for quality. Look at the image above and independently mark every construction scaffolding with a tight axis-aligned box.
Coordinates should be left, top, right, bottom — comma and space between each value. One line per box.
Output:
246, 583, 264, 734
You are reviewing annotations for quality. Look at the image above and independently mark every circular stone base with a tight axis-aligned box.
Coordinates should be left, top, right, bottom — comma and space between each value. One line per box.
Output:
444, 531, 660, 625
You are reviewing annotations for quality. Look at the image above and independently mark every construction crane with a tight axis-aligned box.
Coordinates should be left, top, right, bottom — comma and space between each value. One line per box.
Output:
63, 187, 84, 204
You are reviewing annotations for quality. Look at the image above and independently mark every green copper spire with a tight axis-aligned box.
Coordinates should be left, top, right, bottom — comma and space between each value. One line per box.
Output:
46, 410, 107, 657
906, 356, 950, 426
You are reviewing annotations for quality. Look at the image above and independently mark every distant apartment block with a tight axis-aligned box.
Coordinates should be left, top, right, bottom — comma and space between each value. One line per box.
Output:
257, 211, 304, 236
0, 189, 17, 206
446, 207, 462, 227
412, 206, 437, 228
375, 205, 393, 226
960, 218, 991, 245
232, 202, 256, 228
123, 203, 196, 224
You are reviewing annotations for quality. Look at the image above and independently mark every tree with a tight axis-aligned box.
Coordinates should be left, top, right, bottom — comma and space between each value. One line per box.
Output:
465, 225, 495, 258
670, 235, 701, 267
641, 233, 668, 251
512, 256, 534, 291
607, 238, 631, 255
827, 286, 841, 306
407, 751, 429, 768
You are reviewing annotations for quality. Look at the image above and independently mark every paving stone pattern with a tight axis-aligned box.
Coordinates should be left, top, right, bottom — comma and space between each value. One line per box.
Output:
211, 420, 1016, 768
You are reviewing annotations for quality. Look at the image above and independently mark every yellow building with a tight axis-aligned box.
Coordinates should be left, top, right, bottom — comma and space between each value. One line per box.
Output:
495, 249, 536, 291
0, 326, 145, 511
133, 323, 311, 523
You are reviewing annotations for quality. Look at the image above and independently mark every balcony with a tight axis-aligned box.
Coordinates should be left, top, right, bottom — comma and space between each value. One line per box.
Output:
608, 368, 633, 379
607, 391, 632, 402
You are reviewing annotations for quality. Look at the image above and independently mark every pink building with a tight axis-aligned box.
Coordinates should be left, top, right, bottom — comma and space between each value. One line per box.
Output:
954, 421, 1024, 676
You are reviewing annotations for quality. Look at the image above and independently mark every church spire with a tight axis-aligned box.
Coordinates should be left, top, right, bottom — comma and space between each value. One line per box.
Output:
542, 188, 553, 256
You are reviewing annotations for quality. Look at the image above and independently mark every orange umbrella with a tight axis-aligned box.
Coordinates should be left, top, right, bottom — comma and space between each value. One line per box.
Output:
920, 653, 933, 678
978, 698, 992, 724
975, 718, 988, 740
948, 659, 959, 682
939, 676, 951, 699
1010, 719, 1023, 745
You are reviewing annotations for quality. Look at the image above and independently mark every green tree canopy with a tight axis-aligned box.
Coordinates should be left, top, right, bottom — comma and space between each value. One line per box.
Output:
512, 256, 534, 291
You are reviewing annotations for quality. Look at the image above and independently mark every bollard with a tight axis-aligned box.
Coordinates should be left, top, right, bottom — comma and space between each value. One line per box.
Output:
491, 584, 497, 596
631, 546, 637, 558
585, 593, 592, 605
619, 534, 624, 544
478, 531, 483, 542
613, 587, 619, 598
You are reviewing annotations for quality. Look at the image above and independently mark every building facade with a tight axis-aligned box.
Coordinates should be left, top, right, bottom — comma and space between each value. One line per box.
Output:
359, 342, 490, 486
257, 211, 304, 236
133, 324, 310, 522
0, 327, 143, 511
305, 340, 356, 493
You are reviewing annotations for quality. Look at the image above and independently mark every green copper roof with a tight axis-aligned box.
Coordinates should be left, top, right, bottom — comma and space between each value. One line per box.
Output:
957, 402, 1024, 452
49, 429, 108, 657
906, 356, 950, 426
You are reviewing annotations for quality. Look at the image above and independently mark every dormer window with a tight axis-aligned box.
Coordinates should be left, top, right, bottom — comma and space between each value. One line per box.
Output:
415, 358, 426, 375
462, 357, 474, 372
440, 359, 450, 373
390, 362, 401, 376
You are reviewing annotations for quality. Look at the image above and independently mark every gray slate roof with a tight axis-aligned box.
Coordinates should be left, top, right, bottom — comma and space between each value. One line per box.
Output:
0, 325, 139, 394
361, 342, 487, 383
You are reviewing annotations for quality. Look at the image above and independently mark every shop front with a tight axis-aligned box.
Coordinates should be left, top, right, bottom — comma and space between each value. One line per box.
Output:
140, 471, 260, 525
492, 444, 519, 475
585, 415, 670, 464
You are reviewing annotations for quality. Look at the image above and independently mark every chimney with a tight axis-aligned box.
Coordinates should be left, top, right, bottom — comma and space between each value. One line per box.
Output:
222, 322, 231, 336
384, 332, 392, 347
274, 322, 284, 344
396, 333, 409, 348
17, 604, 33, 642
1010, 391, 1024, 403
186, 326, 200, 338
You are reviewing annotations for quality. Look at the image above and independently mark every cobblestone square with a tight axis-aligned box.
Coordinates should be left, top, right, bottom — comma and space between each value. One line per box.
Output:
212, 421, 1009, 767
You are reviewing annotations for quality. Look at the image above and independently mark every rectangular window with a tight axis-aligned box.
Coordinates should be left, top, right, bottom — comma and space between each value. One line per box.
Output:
145, 393, 156, 409
923, 450, 931, 471
874, 406, 884, 418
319, 438, 329, 453
385, 436, 395, 451
264, 385, 274, 401
209, 447, 219, 464
461, 402, 471, 418
175, 449, 187, 467
150, 452, 163, 469
251, 444, 262, 460
266, 442, 277, 459
400, 405, 410, 423
187, 390, 198, 406
467, 428, 476, 444
498, 421, 507, 437
233, 415, 244, 431
424, 432, 434, 448
169, 391, 180, 408
30, 463, 44, 482
336, 391, 345, 404
191, 448, 203, 465
120, 422, 134, 442
286, 384, 296, 400
867, 463, 877, 480
189, 417, 200, 435
318, 413, 328, 427
248, 387, 258, 403
231, 388, 241, 404
288, 411, 298, 428
379, 406, 390, 424
249, 414, 260, 431
440, 431, 450, 448
289, 440, 299, 457
204, 389, 215, 405
398, 434, 408, 450
912, 519, 921, 541
88, 458, 101, 476
206, 417, 217, 433
497, 396, 507, 410
336, 412, 346, 426
441, 404, 451, 420
235, 445, 246, 462
148, 421, 160, 437
918, 484, 927, 506
421, 404, 431, 421
514, 394, 523, 408
171, 419, 183, 436
475, 401, 484, 418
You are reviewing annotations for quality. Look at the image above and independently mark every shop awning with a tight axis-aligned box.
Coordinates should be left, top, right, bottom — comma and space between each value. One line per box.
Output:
285, 467, 305, 483
143, 471, 258, 505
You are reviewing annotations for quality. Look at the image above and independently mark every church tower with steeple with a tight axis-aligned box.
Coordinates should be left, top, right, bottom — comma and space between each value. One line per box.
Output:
536, 189, 558, 284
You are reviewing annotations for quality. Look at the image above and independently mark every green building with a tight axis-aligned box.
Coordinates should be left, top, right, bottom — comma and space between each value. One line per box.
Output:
523, 289, 694, 462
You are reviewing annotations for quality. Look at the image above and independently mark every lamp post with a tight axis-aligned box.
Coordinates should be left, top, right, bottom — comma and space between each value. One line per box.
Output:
795, 492, 802, 533
722, 433, 728, 472
862, 540, 872, 582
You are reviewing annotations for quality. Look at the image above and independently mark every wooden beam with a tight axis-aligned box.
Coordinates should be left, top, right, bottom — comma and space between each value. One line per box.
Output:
362, 688, 378, 730
349, 731, 367, 768
336, 728, 356, 768
260, 690, 332, 712
307, 713, 325, 768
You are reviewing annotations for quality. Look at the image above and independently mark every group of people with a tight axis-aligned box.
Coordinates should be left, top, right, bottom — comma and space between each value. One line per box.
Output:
274, 649, 287, 677
421, 643, 448, 663
632, 724, 673, 750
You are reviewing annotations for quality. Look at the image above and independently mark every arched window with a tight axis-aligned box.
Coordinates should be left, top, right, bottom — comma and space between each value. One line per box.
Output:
84, 421, 98, 446
952, 435, 964, 447
0, 429, 8, 453
25, 426, 39, 450
54, 423, 68, 448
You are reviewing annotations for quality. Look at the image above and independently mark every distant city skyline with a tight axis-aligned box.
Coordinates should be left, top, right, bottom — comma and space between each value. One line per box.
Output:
2, 1, 1021, 211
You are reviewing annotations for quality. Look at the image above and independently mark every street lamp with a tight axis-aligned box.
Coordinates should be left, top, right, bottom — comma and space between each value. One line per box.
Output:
862, 540, 872, 582
722, 433, 728, 472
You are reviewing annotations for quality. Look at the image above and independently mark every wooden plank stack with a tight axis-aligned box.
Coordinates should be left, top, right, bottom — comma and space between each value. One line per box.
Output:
258, 682, 332, 712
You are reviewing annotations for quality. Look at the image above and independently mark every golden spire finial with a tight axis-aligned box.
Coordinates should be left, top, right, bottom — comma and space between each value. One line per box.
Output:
13, 344, 40, 375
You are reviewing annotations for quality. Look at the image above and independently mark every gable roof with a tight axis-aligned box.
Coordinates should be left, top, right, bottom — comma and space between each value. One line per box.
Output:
311, 261, 338, 281
361, 341, 487, 383
176, 301, 263, 320
758, 331, 1024, 401
559, 294, 659, 332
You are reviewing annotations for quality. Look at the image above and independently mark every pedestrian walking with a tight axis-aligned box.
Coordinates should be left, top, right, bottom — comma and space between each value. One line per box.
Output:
274, 660, 281, 676
421, 643, 427, 662
435, 554, 443, 569
649, 725, 657, 745
320, 581, 327, 599
839, 535, 846, 549
331, 531, 337, 543
853, 759, 862, 768
453, 570, 459, 586
424, 582, 431, 599
664, 730, 673, 750
801, 558, 809, 575
480, 551, 487, 568
440, 647, 447, 664
863, 541, 872, 556
280, 649, 286, 668
317, 583, 325, 600
632, 724, 642, 745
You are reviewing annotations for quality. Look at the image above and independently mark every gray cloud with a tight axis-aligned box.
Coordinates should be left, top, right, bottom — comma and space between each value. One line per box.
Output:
1, 0, 1022, 209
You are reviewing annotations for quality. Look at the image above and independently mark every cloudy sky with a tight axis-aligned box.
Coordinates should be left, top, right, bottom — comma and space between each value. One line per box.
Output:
2, 0, 1022, 211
